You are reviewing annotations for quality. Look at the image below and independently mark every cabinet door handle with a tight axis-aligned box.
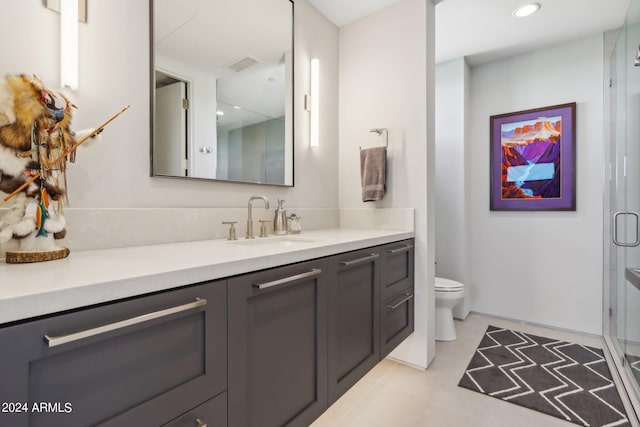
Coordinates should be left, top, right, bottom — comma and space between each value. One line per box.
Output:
386, 244, 414, 254
44, 298, 207, 348
386, 293, 414, 309
339, 253, 379, 267
196, 418, 207, 427
253, 268, 322, 290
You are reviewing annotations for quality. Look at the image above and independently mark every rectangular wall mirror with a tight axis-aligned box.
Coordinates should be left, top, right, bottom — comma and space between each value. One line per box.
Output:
151, 0, 294, 186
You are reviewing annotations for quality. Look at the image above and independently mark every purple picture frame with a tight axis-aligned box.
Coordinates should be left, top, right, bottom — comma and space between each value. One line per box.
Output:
490, 102, 576, 211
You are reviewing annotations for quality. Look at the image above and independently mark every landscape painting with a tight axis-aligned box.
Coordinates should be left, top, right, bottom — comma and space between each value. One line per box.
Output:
490, 103, 576, 211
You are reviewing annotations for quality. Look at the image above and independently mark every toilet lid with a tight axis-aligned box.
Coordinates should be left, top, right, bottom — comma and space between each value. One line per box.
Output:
435, 277, 464, 291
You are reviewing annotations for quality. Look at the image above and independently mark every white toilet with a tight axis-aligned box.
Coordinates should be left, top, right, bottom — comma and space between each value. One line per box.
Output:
435, 277, 465, 341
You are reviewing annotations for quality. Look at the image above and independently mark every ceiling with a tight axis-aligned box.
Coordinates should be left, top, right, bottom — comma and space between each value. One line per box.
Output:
307, 0, 402, 27
155, 0, 291, 119
308, 0, 632, 65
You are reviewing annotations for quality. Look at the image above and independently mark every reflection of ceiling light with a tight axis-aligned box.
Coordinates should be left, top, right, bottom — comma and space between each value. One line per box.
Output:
216, 111, 224, 116
513, 3, 540, 18
233, 106, 241, 110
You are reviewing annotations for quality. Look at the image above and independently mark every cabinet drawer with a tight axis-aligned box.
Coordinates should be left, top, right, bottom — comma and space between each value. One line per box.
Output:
0, 281, 227, 427
163, 392, 227, 427
380, 240, 414, 300
380, 288, 414, 358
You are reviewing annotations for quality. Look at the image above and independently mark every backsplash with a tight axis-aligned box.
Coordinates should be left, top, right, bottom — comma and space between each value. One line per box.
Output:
0, 207, 413, 252
340, 208, 414, 231
62, 208, 341, 251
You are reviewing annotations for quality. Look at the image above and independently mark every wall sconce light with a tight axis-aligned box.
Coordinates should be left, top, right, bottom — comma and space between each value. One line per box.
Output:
309, 58, 320, 148
46, 0, 87, 90
60, 0, 79, 90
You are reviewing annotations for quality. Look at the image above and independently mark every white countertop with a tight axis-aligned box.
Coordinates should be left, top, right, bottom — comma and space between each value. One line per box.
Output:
0, 228, 413, 324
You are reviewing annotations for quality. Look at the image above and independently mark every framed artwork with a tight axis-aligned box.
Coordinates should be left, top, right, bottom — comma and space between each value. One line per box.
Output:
490, 102, 576, 211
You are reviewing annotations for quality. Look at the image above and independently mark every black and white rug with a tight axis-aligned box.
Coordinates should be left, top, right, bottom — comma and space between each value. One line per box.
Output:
459, 326, 630, 426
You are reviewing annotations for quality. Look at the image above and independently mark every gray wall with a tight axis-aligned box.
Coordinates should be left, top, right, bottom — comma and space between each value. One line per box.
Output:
226, 118, 285, 184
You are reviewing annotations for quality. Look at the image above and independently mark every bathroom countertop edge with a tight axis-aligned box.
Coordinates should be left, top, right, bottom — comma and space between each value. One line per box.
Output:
0, 228, 414, 325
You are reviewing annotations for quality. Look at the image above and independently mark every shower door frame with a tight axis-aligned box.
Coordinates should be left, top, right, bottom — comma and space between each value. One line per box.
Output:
604, 17, 640, 424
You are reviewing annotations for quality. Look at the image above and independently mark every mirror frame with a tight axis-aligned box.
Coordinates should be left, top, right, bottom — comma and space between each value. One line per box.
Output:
149, 0, 295, 187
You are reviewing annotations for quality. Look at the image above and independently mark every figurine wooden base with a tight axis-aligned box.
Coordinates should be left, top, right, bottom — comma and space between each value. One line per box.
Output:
5, 247, 70, 264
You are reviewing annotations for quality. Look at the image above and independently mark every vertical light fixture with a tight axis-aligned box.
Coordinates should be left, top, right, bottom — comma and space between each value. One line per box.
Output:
60, 0, 79, 90
310, 58, 320, 148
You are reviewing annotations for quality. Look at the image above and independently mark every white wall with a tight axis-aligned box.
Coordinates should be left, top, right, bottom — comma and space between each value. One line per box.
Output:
0, 0, 339, 209
435, 57, 470, 319
339, 0, 435, 368
468, 35, 604, 335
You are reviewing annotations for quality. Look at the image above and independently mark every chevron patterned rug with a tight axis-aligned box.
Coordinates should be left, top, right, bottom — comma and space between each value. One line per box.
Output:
459, 326, 630, 426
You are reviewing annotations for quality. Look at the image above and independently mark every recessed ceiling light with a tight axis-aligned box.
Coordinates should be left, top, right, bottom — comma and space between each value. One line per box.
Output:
513, 3, 541, 18
216, 111, 224, 116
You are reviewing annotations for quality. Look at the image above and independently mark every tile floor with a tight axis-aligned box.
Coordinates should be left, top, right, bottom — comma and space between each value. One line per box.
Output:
311, 313, 615, 427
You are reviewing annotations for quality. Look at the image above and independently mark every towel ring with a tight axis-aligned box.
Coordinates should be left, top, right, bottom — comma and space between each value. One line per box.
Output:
360, 128, 389, 150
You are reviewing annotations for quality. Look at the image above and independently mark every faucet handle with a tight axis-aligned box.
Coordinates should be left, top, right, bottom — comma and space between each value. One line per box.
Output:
259, 219, 271, 238
222, 221, 238, 240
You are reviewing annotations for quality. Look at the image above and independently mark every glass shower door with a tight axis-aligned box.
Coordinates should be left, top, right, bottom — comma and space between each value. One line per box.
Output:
622, 138, 640, 395
609, 0, 640, 407
623, 13, 640, 393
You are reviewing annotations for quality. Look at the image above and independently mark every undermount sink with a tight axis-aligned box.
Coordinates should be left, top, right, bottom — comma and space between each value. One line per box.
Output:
230, 236, 324, 246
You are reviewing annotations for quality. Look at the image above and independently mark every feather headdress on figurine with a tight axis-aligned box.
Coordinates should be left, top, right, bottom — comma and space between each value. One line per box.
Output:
0, 74, 74, 199
0, 74, 73, 246
0, 74, 63, 151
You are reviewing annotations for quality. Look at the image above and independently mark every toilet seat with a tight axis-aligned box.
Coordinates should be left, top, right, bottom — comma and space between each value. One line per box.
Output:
435, 277, 464, 292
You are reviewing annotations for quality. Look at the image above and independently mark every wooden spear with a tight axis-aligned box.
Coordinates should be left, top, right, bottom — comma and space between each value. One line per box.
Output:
0, 105, 130, 206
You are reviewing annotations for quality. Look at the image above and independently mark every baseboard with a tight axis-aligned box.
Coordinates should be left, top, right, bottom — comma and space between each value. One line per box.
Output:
384, 355, 428, 371
469, 310, 603, 339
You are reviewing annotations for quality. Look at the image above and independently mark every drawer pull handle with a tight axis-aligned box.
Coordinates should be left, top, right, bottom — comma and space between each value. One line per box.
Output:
44, 298, 207, 348
386, 293, 414, 309
254, 269, 322, 290
386, 244, 414, 254
196, 418, 207, 427
339, 253, 379, 267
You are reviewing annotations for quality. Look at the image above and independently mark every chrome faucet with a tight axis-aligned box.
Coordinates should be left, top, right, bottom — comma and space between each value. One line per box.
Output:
246, 196, 270, 239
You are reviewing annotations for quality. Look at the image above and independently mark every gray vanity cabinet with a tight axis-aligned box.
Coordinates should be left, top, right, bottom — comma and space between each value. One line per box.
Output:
0, 280, 227, 427
327, 248, 381, 404
379, 240, 415, 357
227, 259, 328, 427
0, 237, 414, 427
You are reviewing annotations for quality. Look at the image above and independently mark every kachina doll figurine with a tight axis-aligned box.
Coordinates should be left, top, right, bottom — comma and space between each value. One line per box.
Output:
0, 74, 128, 263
